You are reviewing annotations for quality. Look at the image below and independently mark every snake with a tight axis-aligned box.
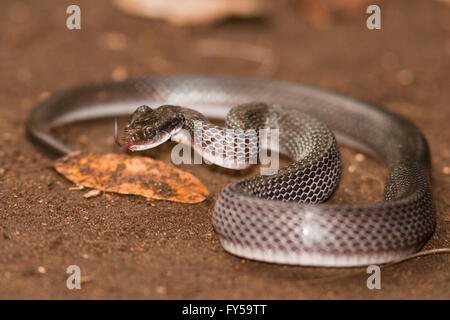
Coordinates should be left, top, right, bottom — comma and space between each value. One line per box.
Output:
26, 75, 435, 267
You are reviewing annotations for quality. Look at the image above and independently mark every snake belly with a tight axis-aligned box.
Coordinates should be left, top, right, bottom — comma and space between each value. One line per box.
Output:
26, 75, 435, 267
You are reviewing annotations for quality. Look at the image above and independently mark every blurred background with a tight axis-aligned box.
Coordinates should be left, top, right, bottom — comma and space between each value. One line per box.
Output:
0, 0, 449, 299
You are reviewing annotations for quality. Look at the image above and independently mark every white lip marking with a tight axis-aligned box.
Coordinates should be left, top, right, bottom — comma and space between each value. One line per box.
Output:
128, 131, 171, 151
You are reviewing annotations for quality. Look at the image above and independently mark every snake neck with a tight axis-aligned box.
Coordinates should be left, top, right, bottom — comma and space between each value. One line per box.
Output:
165, 103, 281, 170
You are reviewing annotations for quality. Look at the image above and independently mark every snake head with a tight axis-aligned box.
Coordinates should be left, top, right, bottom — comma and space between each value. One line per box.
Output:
117, 105, 185, 151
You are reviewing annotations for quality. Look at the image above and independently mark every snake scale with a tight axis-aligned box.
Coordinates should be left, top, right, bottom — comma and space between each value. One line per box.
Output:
26, 75, 435, 267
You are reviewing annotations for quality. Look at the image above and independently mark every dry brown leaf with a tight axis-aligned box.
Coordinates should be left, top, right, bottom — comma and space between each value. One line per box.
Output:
55, 152, 209, 203
113, 0, 269, 27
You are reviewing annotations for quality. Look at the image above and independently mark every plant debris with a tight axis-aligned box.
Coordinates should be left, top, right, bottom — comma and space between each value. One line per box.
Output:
113, 0, 269, 27
83, 189, 102, 199
54, 152, 209, 203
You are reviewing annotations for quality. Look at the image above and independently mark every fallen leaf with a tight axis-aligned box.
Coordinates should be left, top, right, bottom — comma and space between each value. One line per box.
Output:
113, 0, 269, 27
55, 152, 209, 203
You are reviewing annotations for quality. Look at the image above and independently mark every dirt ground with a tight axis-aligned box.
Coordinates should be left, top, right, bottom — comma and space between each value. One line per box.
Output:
0, 0, 449, 299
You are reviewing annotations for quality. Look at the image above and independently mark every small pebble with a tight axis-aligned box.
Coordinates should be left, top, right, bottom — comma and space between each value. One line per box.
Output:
78, 135, 89, 145
156, 286, 167, 295
202, 232, 212, 238
101, 32, 127, 51
355, 153, 365, 162
443, 166, 450, 175
348, 165, 356, 173
37, 266, 47, 274
39, 91, 50, 101
2, 132, 12, 142
111, 66, 128, 81
83, 189, 102, 198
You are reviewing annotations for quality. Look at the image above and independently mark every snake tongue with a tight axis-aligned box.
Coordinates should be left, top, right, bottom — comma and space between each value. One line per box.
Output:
122, 142, 132, 150
114, 118, 130, 150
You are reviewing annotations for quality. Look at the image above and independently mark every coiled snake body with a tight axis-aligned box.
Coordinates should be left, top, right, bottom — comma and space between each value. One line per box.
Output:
27, 75, 435, 267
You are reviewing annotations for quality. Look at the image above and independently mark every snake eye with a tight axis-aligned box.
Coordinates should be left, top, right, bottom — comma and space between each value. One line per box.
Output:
143, 127, 154, 138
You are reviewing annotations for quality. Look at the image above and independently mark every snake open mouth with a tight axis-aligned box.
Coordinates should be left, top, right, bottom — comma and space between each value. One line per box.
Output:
114, 118, 171, 151
126, 131, 171, 151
